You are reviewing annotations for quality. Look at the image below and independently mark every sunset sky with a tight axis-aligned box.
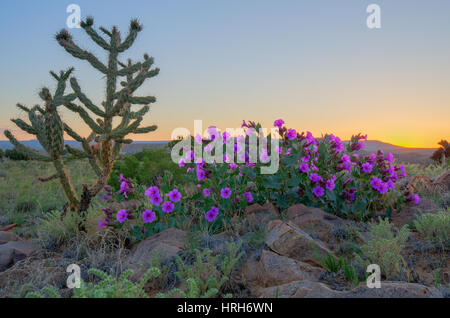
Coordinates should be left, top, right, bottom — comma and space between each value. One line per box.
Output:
0, 0, 449, 148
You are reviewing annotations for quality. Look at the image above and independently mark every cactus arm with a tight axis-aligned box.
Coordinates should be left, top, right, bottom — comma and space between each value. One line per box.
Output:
128, 96, 156, 105
117, 19, 142, 53
11, 119, 37, 135
134, 125, 158, 134
69, 78, 105, 116
80, 17, 111, 51
65, 144, 90, 158
63, 102, 103, 134
3, 130, 51, 161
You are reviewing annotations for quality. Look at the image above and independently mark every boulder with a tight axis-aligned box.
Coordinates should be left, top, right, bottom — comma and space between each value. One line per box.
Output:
258, 280, 341, 298
0, 241, 40, 271
286, 204, 345, 243
434, 171, 450, 191
343, 281, 443, 298
0, 231, 19, 244
241, 250, 322, 292
125, 228, 186, 280
258, 280, 443, 298
244, 203, 280, 231
265, 220, 333, 266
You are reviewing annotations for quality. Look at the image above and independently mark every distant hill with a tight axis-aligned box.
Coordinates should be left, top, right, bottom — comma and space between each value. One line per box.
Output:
0, 139, 436, 163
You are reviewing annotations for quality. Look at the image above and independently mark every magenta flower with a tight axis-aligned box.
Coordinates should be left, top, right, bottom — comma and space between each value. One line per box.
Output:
310, 173, 322, 183
203, 188, 211, 197
162, 201, 175, 213
178, 158, 186, 167
168, 189, 182, 202
286, 129, 297, 140
220, 187, 232, 199
98, 219, 108, 230
274, 119, 284, 128
142, 209, 156, 223
312, 186, 325, 197
229, 163, 237, 170
243, 192, 254, 203
116, 209, 128, 223
325, 179, 335, 191
370, 177, 382, 191
205, 210, 218, 222
412, 194, 420, 204
119, 181, 130, 198
196, 167, 206, 181
145, 186, 159, 198
150, 194, 162, 206
299, 163, 309, 173
361, 162, 373, 173
386, 152, 394, 164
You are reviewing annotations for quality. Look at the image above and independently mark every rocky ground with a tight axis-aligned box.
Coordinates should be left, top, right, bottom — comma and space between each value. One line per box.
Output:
0, 198, 448, 298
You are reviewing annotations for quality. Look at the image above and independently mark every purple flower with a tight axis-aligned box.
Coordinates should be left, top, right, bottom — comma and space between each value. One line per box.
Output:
299, 163, 309, 173
178, 159, 186, 167
98, 219, 108, 230
220, 187, 232, 199
386, 152, 394, 164
196, 167, 206, 181
229, 163, 237, 171
312, 186, 325, 197
145, 186, 159, 198
310, 173, 322, 184
162, 201, 175, 213
412, 194, 420, 204
119, 181, 130, 198
150, 194, 163, 206
168, 189, 182, 202
116, 209, 128, 223
274, 119, 285, 128
243, 192, 254, 203
370, 177, 382, 191
103, 195, 111, 201
377, 182, 388, 194
361, 162, 373, 173
205, 210, 218, 222
203, 188, 211, 197
325, 179, 335, 191
286, 129, 297, 140
142, 209, 156, 223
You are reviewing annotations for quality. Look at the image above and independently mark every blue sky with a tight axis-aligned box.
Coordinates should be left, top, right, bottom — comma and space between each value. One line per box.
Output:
1, 0, 449, 147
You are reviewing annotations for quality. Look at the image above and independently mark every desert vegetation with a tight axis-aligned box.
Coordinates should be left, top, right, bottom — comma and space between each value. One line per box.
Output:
0, 17, 448, 299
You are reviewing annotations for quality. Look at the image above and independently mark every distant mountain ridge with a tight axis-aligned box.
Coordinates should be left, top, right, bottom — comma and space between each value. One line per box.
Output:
0, 139, 437, 163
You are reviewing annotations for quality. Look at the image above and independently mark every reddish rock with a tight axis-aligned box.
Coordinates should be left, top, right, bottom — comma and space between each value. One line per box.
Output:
392, 199, 438, 228
265, 220, 333, 266
286, 204, 345, 243
244, 203, 280, 231
125, 228, 186, 280
0, 241, 40, 271
0, 231, 19, 244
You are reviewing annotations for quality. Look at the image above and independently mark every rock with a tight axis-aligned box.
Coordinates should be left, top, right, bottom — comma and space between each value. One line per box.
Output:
125, 228, 186, 280
286, 204, 345, 243
265, 220, 333, 266
259, 250, 322, 286
0, 241, 40, 271
344, 281, 443, 298
257, 280, 443, 298
244, 203, 280, 231
392, 199, 438, 228
0, 231, 19, 244
258, 280, 341, 298
434, 171, 450, 191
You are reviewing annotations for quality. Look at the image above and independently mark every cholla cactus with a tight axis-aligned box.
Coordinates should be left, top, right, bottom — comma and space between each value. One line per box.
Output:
4, 17, 159, 214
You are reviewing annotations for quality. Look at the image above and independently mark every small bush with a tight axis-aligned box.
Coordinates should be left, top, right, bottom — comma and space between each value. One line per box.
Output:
358, 218, 410, 280
5, 148, 30, 161
413, 209, 450, 248
36, 211, 83, 248
15, 199, 36, 213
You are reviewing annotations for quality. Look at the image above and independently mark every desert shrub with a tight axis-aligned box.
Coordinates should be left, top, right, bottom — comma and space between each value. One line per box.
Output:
357, 218, 410, 279
0, 148, 3, 159
108, 148, 184, 192
26, 267, 161, 298
15, 199, 37, 213
4, 148, 30, 161
36, 210, 83, 248
158, 241, 243, 298
431, 140, 450, 164
175, 120, 416, 221
413, 209, 450, 248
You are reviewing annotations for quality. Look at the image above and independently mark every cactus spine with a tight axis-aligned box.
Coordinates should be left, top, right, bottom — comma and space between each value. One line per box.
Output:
5, 17, 159, 214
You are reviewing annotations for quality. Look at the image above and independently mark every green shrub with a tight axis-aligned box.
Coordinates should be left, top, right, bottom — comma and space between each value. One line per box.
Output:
159, 241, 244, 298
4, 148, 30, 161
357, 218, 410, 279
413, 209, 450, 248
36, 210, 83, 248
108, 148, 184, 191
